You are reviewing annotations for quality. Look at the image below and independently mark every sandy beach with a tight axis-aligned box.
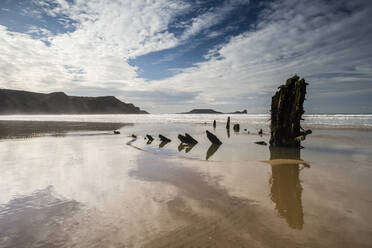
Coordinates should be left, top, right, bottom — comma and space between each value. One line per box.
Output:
0, 120, 129, 139
2, 0, 372, 246
1, 117, 372, 248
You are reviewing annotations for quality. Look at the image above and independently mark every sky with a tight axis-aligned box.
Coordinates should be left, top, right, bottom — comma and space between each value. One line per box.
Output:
0, 0, 372, 113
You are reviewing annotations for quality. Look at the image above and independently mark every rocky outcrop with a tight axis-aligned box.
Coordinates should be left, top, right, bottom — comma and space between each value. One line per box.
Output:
229, 109, 247, 114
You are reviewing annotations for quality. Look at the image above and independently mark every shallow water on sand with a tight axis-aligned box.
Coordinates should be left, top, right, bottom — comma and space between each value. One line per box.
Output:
0, 118, 372, 247
1, 113, 372, 129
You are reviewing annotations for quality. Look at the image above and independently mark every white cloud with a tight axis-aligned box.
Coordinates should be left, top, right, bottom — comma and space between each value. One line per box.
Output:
0, 25, 70, 91
1, 0, 371, 113
149, 0, 372, 112
26, 25, 53, 38
1, 0, 190, 95
180, 0, 249, 40
0, 0, 249, 111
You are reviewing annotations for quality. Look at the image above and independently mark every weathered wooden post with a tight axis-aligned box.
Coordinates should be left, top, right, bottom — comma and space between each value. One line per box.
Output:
206, 130, 222, 145
213, 120, 216, 128
226, 116, 230, 130
159, 134, 171, 142
178, 133, 198, 144
233, 124, 240, 132
269, 75, 311, 147
146, 134, 154, 144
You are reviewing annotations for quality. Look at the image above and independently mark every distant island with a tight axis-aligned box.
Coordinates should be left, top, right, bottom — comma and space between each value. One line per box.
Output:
229, 109, 248, 114
182, 109, 223, 114
0, 89, 148, 114
181, 109, 247, 114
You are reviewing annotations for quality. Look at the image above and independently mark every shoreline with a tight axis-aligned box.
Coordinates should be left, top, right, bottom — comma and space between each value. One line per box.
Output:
0, 114, 371, 131
0, 120, 131, 139
0, 119, 371, 247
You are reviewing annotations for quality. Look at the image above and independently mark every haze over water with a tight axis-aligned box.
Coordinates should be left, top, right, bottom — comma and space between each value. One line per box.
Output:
1, 113, 372, 128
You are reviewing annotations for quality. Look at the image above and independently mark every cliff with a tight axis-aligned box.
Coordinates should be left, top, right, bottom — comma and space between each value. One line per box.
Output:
0, 89, 148, 114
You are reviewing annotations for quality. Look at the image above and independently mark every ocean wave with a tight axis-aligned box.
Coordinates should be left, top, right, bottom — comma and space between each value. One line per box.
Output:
0, 114, 371, 129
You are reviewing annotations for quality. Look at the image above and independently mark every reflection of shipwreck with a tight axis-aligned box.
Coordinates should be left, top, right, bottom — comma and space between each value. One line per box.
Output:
269, 147, 304, 229
206, 144, 221, 160
178, 143, 195, 153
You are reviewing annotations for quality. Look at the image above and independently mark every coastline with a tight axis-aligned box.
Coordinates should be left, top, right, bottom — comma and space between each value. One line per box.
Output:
1, 113, 371, 130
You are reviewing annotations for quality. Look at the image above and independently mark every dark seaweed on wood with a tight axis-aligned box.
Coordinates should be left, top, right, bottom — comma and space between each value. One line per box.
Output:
178, 133, 198, 144
159, 134, 171, 142
269, 75, 309, 147
206, 130, 222, 145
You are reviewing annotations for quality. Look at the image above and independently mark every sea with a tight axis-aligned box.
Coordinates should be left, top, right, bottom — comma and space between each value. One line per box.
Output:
1, 114, 371, 129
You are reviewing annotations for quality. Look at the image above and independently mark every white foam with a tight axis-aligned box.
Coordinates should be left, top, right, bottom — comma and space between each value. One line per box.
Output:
0, 114, 371, 129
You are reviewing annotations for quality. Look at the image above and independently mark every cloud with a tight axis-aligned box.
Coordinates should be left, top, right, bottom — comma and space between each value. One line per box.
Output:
68, 86, 201, 113
180, 0, 250, 41
1, 0, 372, 113
149, 0, 372, 112
1, 0, 190, 96
0, 25, 70, 91
119, 89, 201, 113
26, 25, 53, 39
0, 0, 250, 109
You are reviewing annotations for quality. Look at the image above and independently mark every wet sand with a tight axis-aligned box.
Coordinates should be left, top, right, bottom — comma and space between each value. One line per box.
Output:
0, 120, 129, 139
1, 120, 372, 247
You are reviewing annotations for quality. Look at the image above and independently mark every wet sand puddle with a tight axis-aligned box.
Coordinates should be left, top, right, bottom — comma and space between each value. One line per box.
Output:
124, 123, 372, 248
130, 154, 300, 248
1, 121, 372, 247
128, 144, 372, 248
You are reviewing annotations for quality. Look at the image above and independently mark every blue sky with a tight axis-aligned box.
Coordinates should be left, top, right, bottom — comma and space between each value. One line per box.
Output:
0, 0, 372, 113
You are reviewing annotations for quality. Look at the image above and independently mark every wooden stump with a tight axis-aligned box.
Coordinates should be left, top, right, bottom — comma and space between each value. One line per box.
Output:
233, 124, 240, 132
226, 116, 230, 129
159, 134, 171, 142
206, 130, 222, 145
178, 133, 198, 144
269, 75, 310, 147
